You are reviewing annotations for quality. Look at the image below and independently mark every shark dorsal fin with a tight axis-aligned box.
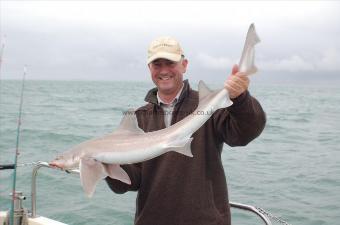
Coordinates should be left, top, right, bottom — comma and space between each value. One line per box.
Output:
116, 109, 144, 134
198, 80, 213, 101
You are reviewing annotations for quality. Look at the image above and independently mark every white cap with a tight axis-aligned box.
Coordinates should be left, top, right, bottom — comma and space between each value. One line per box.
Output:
147, 36, 184, 64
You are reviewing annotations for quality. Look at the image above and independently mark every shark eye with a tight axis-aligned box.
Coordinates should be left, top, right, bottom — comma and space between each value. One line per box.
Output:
72, 155, 79, 162
57, 155, 66, 161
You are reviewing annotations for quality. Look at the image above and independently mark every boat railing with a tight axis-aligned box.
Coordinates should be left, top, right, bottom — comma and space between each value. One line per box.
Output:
31, 161, 79, 218
230, 202, 272, 225
30, 161, 273, 224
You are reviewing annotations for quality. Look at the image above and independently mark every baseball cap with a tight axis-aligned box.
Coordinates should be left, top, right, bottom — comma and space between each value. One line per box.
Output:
147, 36, 184, 64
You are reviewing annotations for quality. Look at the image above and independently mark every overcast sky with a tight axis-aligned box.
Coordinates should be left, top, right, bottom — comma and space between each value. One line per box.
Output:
0, 1, 339, 84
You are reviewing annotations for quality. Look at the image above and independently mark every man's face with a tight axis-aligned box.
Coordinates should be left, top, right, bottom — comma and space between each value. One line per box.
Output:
148, 58, 188, 95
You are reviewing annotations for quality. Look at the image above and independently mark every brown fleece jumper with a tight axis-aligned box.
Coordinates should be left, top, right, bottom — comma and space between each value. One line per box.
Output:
106, 80, 266, 225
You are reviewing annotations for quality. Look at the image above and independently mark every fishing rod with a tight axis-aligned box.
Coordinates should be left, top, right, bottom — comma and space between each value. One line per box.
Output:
0, 35, 4, 72
0, 35, 5, 104
9, 66, 27, 225
0, 36, 5, 146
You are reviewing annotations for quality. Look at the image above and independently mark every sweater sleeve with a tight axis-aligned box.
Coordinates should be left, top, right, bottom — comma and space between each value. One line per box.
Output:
105, 163, 141, 194
212, 90, 266, 146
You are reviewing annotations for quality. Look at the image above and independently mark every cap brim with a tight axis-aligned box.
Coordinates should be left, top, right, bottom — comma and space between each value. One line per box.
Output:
147, 52, 182, 64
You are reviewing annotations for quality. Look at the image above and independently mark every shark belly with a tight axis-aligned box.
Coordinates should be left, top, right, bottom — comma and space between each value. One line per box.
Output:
93, 143, 167, 164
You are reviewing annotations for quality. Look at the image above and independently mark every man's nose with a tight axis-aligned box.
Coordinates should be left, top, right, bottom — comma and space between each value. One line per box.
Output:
159, 64, 171, 74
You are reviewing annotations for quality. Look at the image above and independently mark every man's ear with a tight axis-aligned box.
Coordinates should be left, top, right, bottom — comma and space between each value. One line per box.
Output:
147, 63, 152, 72
181, 59, 188, 73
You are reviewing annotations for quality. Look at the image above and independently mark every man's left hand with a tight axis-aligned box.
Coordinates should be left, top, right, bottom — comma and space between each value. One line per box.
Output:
224, 64, 249, 99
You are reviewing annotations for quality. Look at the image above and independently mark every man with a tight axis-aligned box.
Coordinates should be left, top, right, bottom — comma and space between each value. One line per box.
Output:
106, 36, 266, 225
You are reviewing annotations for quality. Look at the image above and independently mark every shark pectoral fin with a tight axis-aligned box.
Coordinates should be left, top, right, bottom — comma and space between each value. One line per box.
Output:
167, 138, 194, 157
102, 163, 131, 185
79, 158, 106, 198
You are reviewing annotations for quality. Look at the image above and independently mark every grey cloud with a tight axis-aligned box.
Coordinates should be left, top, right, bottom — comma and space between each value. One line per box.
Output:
1, 1, 340, 85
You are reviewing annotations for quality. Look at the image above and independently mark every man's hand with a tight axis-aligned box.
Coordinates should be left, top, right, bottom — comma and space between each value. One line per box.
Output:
224, 64, 249, 99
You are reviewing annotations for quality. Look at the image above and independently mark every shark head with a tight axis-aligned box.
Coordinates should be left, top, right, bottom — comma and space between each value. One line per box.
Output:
49, 152, 79, 169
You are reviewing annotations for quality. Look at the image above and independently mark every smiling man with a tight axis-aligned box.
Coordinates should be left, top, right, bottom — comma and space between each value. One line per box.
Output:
147, 37, 188, 104
106, 36, 266, 225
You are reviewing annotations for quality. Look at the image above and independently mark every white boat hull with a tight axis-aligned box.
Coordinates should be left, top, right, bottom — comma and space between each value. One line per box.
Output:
0, 211, 67, 225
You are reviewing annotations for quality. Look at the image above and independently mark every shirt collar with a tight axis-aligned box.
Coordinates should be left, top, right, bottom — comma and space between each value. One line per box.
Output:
157, 83, 184, 106
144, 79, 190, 105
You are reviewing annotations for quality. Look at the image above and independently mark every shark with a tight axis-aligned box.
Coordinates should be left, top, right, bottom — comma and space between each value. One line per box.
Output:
49, 23, 260, 197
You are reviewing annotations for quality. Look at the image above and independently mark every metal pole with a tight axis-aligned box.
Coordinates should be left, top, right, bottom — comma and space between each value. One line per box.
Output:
31, 162, 49, 218
31, 161, 79, 218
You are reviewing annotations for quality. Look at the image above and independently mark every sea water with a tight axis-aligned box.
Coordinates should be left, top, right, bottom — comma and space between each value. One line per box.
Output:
0, 80, 339, 225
